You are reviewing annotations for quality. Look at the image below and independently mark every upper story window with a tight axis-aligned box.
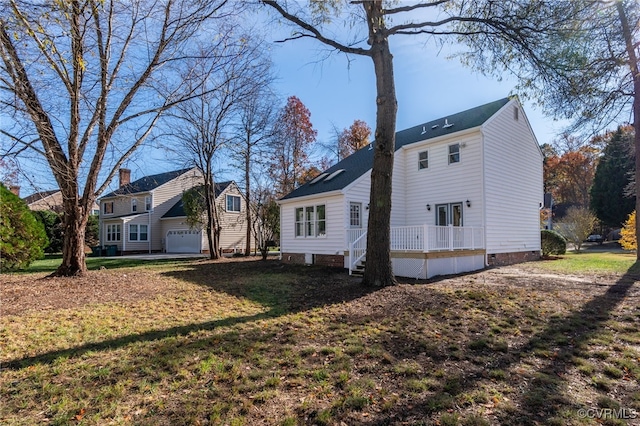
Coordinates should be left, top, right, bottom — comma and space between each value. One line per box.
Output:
418, 151, 428, 170
448, 143, 460, 164
131, 198, 138, 213
145, 196, 151, 211
226, 194, 241, 212
103, 201, 114, 215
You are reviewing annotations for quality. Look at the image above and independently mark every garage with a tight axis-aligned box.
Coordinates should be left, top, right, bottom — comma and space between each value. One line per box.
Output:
166, 229, 202, 253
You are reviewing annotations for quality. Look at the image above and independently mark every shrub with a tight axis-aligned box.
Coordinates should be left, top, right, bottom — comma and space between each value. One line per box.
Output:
554, 206, 597, 252
0, 183, 48, 271
620, 210, 636, 250
541, 229, 566, 256
32, 210, 64, 253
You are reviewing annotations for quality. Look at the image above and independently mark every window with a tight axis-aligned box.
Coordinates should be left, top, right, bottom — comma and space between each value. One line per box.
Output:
316, 205, 326, 236
448, 143, 460, 164
103, 201, 114, 214
106, 224, 121, 241
350, 202, 362, 228
435, 202, 463, 226
226, 194, 241, 212
514, 106, 519, 121
295, 208, 304, 237
305, 206, 315, 237
418, 150, 428, 170
131, 199, 138, 213
294, 205, 326, 237
129, 224, 148, 241
145, 196, 151, 211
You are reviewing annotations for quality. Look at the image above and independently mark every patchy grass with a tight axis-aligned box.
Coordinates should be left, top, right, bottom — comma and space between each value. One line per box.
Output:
1, 257, 639, 425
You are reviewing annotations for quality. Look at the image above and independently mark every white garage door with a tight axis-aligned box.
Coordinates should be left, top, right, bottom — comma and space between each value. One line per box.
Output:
166, 229, 201, 253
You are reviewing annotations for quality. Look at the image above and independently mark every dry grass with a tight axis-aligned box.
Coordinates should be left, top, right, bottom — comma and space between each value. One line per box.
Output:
1, 257, 639, 425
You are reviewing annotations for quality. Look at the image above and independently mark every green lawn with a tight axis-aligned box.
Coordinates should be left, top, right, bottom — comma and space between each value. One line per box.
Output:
2, 255, 639, 425
536, 251, 638, 275
23, 253, 201, 273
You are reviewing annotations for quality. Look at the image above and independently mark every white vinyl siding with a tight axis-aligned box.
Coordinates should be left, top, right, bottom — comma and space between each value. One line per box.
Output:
400, 132, 483, 228
482, 100, 543, 253
280, 194, 344, 256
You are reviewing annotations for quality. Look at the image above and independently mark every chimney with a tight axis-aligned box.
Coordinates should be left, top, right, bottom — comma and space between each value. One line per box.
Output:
119, 168, 131, 187
9, 185, 20, 197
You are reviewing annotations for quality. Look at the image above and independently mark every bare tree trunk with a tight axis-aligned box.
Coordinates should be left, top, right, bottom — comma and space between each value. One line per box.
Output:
245, 147, 252, 255
205, 173, 221, 260
362, 2, 397, 287
56, 193, 89, 276
616, 2, 640, 262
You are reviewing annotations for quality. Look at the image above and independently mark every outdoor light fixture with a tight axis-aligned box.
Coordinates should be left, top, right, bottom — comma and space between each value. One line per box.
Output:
426, 204, 431, 211
466, 200, 471, 208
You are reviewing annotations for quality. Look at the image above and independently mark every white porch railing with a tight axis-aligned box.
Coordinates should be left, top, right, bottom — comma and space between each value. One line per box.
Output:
347, 225, 484, 274
347, 229, 367, 275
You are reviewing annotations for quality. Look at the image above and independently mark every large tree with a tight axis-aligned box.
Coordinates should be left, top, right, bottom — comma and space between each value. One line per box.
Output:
163, 30, 268, 259
232, 75, 277, 256
590, 127, 635, 228
263, 0, 581, 286
0, 0, 232, 276
268, 95, 317, 197
457, 0, 639, 257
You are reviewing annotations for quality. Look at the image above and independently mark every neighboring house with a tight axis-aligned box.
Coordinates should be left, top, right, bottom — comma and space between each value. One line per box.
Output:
160, 181, 247, 254
23, 190, 64, 213
22, 189, 99, 215
98, 167, 247, 255
278, 97, 543, 278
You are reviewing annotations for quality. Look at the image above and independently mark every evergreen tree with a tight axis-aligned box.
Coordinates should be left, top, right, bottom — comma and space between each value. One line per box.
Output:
590, 127, 635, 227
0, 183, 47, 271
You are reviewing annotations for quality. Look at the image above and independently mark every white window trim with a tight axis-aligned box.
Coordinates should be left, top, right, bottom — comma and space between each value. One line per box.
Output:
418, 150, 429, 170
103, 201, 114, 216
448, 143, 460, 165
145, 195, 152, 211
131, 198, 138, 213
106, 223, 121, 242
128, 224, 148, 242
295, 205, 327, 238
226, 194, 241, 213
295, 207, 304, 237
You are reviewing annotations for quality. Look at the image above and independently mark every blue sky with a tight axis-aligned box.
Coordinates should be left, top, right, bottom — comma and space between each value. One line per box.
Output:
267, 32, 569, 164
14, 12, 572, 195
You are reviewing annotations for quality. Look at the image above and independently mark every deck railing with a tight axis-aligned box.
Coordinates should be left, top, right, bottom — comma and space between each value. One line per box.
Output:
347, 225, 484, 273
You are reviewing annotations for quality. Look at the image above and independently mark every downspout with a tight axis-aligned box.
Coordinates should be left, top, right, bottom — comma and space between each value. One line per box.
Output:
278, 204, 283, 260
480, 127, 489, 267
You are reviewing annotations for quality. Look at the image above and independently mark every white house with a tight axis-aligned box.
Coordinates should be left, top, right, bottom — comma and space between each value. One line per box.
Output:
98, 167, 247, 255
278, 97, 543, 278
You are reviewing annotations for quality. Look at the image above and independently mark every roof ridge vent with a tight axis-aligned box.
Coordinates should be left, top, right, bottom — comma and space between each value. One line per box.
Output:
443, 118, 454, 128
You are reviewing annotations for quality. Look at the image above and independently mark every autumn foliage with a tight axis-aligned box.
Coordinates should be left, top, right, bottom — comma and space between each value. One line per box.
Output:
620, 210, 636, 251
338, 120, 371, 160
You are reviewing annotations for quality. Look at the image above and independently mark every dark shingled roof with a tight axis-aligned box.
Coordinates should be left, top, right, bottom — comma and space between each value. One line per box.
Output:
102, 168, 194, 198
162, 181, 232, 218
23, 189, 60, 205
281, 98, 511, 201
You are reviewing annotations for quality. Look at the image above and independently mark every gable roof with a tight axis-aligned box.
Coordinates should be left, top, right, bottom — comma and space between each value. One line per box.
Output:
280, 97, 511, 201
102, 168, 195, 198
162, 181, 233, 218
23, 189, 61, 205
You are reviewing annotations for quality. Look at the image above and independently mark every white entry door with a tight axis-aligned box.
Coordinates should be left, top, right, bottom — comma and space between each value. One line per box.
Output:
166, 229, 201, 253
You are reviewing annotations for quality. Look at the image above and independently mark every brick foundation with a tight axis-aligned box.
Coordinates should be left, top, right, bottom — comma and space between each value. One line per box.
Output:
281, 252, 344, 268
314, 254, 345, 268
487, 250, 540, 266
281, 253, 306, 264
